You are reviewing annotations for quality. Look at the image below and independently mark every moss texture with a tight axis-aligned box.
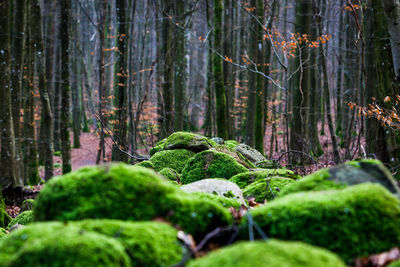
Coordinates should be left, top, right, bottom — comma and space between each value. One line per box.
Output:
134, 160, 155, 169
191, 192, 241, 209
0, 222, 131, 267
21, 198, 35, 212
73, 220, 183, 267
389, 260, 400, 267
181, 150, 248, 184
243, 178, 295, 202
33, 163, 232, 239
241, 183, 400, 262
7, 211, 33, 229
0, 196, 9, 228
150, 149, 195, 173
187, 240, 346, 267
0, 228, 6, 238
225, 140, 239, 149
150, 132, 216, 156
229, 169, 299, 189
159, 168, 181, 182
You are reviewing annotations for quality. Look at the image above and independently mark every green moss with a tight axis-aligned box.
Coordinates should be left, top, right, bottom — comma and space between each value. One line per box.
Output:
389, 260, 400, 267
73, 220, 183, 267
7, 211, 33, 229
225, 140, 239, 149
0, 228, 6, 238
255, 160, 277, 169
159, 168, 181, 182
242, 183, 400, 262
0, 222, 131, 266
181, 150, 248, 184
21, 199, 35, 212
213, 145, 256, 169
243, 178, 296, 202
150, 132, 216, 156
33, 163, 232, 239
192, 192, 241, 209
229, 169, 299, 189
134, 160, 155, 169
0, 196, 9, 228
187, 240, 346, 267
150, 149, 195, 173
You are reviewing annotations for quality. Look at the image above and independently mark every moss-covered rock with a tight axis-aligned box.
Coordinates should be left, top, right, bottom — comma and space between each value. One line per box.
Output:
229, 169, 299, 189
7, 211, 33, 229
255, 160, 277, 169
243, 178, 296, 202
181, 150, 248, 184
187, 240, 346, 267
21, 198, 35, 212
159, 168, 181, 182
134, 160, 155, 169
0, 228, 6, 238
212, 145, 256, 169
234, 144, 267, 164
279, 159, 400, 197
0, 196, 10, 229
150, 149, 195, 173
241, 183, 400, 262
0, 222, 131, 266
150, 132, 216, 156
191, 192, 241, 209
73, 220, 183, 267
34, 163, 232, 239
224, 140, 239, 149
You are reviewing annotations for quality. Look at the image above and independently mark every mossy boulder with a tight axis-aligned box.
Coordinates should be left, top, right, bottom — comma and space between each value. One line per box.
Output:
235, 144, 267, 164
150, 132, 217, 156
7, 211, 33, 229
255, 160, 277, 169
181, 150, 248, 184
229, 169, 299, 189
150, 149, 195, 173
0, 222, 131, 266
212, 145, 256, 169
33, 163, 232, 239
159, 168, 181, 182
21, 198, 35, 212
134, 160, 155, 169
225, 140, 239, 149
191, 192, 241, 209
279, 159, 400, 197
73, 220, 184, 267
182, 179, 245, 205
243, 177, 296, 202
187, 240, 346, 267
241, 183, 400, 262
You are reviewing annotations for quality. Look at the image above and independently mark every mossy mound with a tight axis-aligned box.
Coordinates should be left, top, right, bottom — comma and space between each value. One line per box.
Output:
150, 149, 195, 173
150, 132, 216, 156
243, 178, 295, 202
21, 198, 35, 212
279, 159, 400, 197
241, 183, 400, 262
73, 220, 183, 267
224, 140, 239, 149
187, 240, 346, 267
181, 150, 248, 184
0, 222, 131, 266
34, 163, 232, 239
7, 211, 33, 229
134, 160, 155, 169
212, 145, 256, 169
0, 228, 6, 238
229, 169, 299, 189
159, 168, 181, 182
191, 192, 241, 209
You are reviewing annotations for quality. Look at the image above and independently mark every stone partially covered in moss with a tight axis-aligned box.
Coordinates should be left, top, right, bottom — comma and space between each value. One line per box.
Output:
150, 132, 217, 156
255, 160, 277, 169
242, 183, 400, 262
224, 140, 239, 149
279, 159, 400, 197
235, 144, 267, 164
73, 220, 183, 267
159, 168, 181, 182
150, 149, 195, 173
243, 178, 295, 202
134, 160, 155, 169
34, 163, 232, 239
7, 211, 33, 229
187, 240, 346, 267
181, 150, 248, 184
212, 145, 256, 169
0, 222, 131, 266
21, 198, 35, 212
191, 192, 241, 209
229, 169, 299, 189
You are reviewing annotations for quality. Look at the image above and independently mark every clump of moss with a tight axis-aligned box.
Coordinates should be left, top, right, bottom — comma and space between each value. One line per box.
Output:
34, 163, 232, 239
0, 222, 131, 266
150, 132, 216, 156
73, 220, 183, 267
150, 149, 195, 173
229, 169, 299, 189
241, 183, 400, 262
0, 196, 9, 228
187, 240, 346, 267
279, 159, 399, 197
191, 192, 241, 209
159, 168, 181, 182
21, 198, 35, 212
134, 160, 155, 169
0, 228, 6, 238
243, 178, 295, 202
225, 140, 239, 149
181, 150, 248, 184
7, 211, 33, 229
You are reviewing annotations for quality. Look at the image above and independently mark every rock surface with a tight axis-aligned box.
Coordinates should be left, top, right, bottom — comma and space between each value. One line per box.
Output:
235, 144, 267, 163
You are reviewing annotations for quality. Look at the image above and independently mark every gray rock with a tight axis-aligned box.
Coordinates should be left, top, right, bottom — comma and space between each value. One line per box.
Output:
181, 179, 246, 205
211, 137, 225, 145
235, 144, 267, 164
